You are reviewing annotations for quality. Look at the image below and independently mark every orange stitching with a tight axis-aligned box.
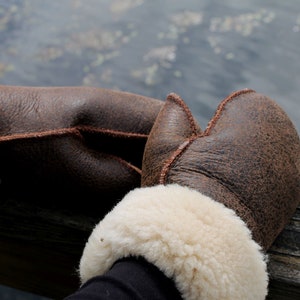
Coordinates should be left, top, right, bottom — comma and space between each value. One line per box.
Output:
167, 93, 200, 135
203, 88, 255, 136
159, 137, 196, 184
159, 89, 256, 184
159, 93, 200, 184
0, 126, 148, 142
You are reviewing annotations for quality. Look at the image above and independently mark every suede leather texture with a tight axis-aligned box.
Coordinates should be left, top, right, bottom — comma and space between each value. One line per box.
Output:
142, 89, 300, 250
0, 85, 163, 215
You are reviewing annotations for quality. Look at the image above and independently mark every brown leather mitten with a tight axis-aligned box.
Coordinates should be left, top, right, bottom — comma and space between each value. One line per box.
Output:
142, 89, 300, 251
0, 85, 163, 214
78, 89, 299, 299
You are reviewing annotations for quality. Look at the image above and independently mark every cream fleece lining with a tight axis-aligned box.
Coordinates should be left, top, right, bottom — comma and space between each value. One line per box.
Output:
79, 184, 268, 300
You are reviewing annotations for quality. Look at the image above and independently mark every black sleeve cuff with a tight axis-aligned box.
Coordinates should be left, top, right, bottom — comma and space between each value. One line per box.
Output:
65, 256, 182, 300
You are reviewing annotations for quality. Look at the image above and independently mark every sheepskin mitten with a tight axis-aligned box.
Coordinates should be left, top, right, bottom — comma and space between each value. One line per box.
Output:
79, 89, 300, 299
142, 89, 300, 251
0, 85, 162, 214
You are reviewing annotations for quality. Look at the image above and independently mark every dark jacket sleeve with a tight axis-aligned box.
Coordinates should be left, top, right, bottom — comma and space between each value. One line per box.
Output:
64, 257, 182, 300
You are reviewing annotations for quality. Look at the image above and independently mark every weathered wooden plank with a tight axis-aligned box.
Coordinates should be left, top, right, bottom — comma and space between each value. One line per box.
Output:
0, 198, 299, 299
0, 197, 95, 299
267, 207, 300, 300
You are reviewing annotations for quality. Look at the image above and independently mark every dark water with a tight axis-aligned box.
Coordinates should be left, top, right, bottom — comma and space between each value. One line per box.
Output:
0, 0, 299, 299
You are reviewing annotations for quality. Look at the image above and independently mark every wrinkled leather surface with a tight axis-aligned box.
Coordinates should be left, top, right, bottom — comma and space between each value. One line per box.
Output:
0, 85, 163, 215
142, 89, 300, 250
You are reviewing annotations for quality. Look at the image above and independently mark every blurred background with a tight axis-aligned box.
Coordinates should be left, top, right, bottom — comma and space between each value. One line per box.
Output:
0, 0, 299, 299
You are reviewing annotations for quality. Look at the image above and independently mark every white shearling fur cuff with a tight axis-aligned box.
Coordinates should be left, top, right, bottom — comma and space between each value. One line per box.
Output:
79, 184, 268, 300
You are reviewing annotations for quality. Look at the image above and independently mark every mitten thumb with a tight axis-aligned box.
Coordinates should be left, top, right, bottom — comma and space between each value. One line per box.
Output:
142, 93, 202, 186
